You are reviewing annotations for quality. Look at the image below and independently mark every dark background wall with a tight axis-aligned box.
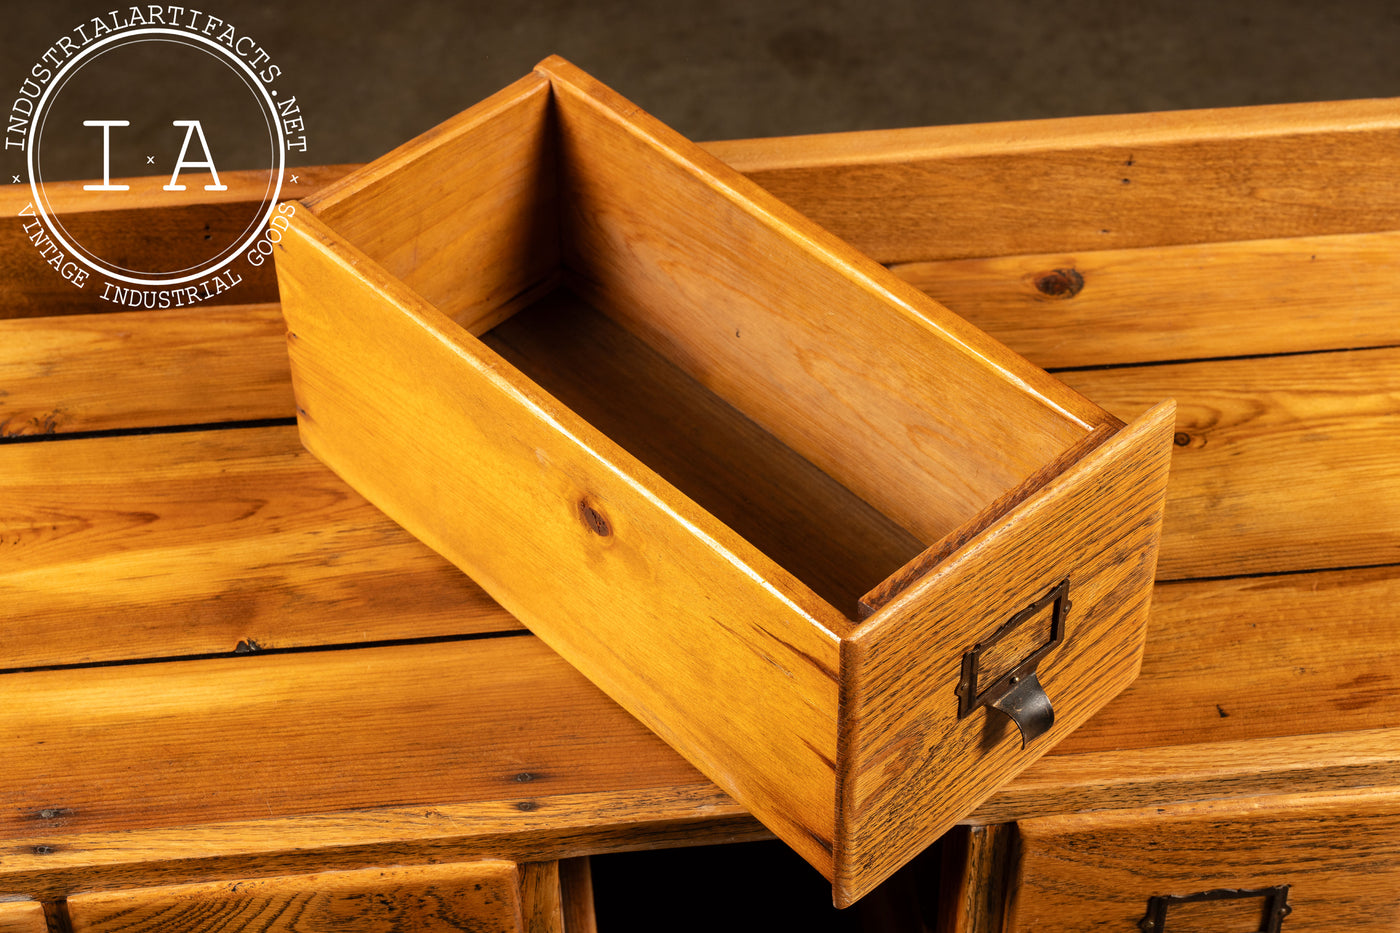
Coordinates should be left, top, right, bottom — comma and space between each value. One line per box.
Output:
7, 0, 1400, 169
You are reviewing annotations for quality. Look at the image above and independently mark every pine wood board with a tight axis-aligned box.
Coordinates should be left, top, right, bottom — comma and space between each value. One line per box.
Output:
0, 638, 769, 901
889, 230, 1400, 370
1007, 787, 1400, 932
0, 425, 519, 669
0, 303, 292, 437
66, 861, 525, 933
0, 783, 760, 903
1052, 565, 1400, 754
0, 166, 351, 319
706, 98, 1400, 263
1062, 347, 1400, 580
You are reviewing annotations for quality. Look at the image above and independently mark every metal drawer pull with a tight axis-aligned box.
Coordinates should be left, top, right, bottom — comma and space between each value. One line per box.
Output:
956, 578, 1069, 748
1140, 885, 1292, 932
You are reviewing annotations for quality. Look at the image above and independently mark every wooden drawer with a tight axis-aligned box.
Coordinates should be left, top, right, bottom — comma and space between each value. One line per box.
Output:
0, 902, 45, 933
1006, 788, 1400, 932
50, 859, 592, 933
276, 55, 1172, 906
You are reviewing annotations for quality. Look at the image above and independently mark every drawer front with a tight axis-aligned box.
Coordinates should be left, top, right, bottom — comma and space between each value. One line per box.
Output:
0, 901, 46, 933
1007, 788, 1400, 932
66, 861, 525, 933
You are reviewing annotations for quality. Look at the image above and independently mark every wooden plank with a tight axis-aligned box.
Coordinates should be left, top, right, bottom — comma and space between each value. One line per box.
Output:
0, 902, 45, 933
705, 99, 1400, 263
0, 425, 519, 669
66, 861, 524, 933
0, 167, 352, 319
1061, 347, 1400, 580
0, 638, 719, 849
1007, 787, 1400, 932
970, 726, 1400, 826
0, 303, 293, 437
0, 784, 762, 903
1054, 565, 1400, 755
889, 230, 1400, 369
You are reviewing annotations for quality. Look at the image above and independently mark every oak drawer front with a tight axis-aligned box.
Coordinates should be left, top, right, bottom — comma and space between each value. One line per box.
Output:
0, 901, 45, 933
65, 861, 525, 933
1007, 788, 1400, 932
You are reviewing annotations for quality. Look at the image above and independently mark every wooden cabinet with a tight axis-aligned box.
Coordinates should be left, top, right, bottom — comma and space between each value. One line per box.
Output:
3, 95, 1399, 931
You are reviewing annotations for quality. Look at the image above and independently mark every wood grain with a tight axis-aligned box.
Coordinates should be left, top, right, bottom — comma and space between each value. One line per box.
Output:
838, 402, 1173, 905
0, 902, 44, 933
558, 859, 595, 933
0, 638, 730, 875
1008, 787, 1400, 932
1054, 565, 1400, 754
0, 167, 350, 319
1062, 347, 1400, 580
482, 291, 924, 617
545, 57, 1104, 546
0, 425, 519, 669
935, 825, 1012, 933
0, 303, 292, 436
889, 229, 1400, 369
521, 861, 562, 933
0, 783, 763, 903
308, 73, 559, 334
280, 198, 845, 880
706, 99, 1400, 263
66, 861, 524, 933
971, 726, 1400, 826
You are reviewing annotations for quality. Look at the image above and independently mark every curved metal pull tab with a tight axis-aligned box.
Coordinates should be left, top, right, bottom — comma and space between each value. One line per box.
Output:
989, 671, 1055, 748
956, 579, 1070, 750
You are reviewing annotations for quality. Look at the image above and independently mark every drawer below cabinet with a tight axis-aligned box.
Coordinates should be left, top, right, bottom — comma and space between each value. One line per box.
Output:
1006, 787, 1400, 932
62, 859, 590, 933
0, 901, 45, 933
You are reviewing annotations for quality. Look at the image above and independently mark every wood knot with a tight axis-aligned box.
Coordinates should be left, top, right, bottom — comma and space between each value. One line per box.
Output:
578, 499, 611, 537
1033, 268, 1084, 299
1173, 432, 1192, 447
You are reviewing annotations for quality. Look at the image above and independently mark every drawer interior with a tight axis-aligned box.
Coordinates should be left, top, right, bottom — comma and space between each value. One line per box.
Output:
482, 288, 926, 617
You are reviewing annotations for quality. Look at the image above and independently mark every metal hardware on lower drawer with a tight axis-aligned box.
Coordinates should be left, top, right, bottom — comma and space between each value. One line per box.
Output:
1140, 885, 1292, 933
956, 578, 1069, 747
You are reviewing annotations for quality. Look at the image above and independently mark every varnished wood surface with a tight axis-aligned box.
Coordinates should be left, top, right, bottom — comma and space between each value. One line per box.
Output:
1053, 565, 1400, 753
839, 402, 1173, 905
706, 98, 1400, 263
282, 57, 1154, 903
547, 59, 1104, 548
1063, 347, 1400, 581
1008, 787, 1400, 932
0, 783, 762, 903
935, 825, 1011, 933
66, 861, 524, 933
0, 304, 291, 436
0, 166, 351, 319
1, 638, 707, 843
483, 291, 924, 617
0, 902, 44, 933
309, 74, 558, 334
558, 859, 596, 933
5, 96, 1400, 913
971, 725, 1400, 826
0, 425, 519, 669
890, 229, 1400, 369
